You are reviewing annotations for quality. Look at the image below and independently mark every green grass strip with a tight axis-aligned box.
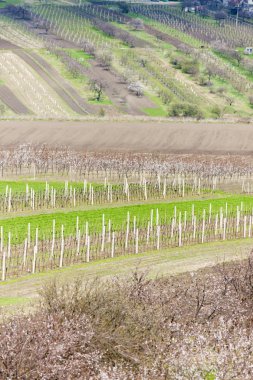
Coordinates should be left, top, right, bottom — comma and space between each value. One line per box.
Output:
0, 194, 252, 243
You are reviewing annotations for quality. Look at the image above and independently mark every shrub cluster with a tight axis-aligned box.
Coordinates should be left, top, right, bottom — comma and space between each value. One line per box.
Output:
168, 102, 203, 119
171, 55, 199, 76
1, 256, 253, 379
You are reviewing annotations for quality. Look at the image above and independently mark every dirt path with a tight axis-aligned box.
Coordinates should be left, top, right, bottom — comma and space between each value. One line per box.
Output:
0, 85, 31, 114
0, 38, 19, 50
14, 50, 91, 115
0, 239, 251, 314
0, 119, 253, 154
143, 24, 193, 49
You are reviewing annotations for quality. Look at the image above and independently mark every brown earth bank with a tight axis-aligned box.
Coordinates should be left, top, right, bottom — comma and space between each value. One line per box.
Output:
0, 85, 31, 114
0, 120, 253, 154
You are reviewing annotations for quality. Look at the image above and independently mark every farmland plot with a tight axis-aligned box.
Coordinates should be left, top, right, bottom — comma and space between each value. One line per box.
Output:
130, 4, 253, 48
2, 141, 253, 377
0, 15, 43, 49
15, 50, 90, 115
0, 51, 70, 117
0, 2, 251, 119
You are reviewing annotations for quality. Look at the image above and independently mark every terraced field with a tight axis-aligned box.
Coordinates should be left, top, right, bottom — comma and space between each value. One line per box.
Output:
0, 1, 251, 119
0, 15, 92, 117
0, 51, 71, 117
16, 50, 90, 114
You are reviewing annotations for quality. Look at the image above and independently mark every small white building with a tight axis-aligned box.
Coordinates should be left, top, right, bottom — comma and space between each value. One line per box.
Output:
244, 47, 253, 54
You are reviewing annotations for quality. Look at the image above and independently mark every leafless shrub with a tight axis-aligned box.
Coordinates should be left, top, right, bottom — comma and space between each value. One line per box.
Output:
2, 257, 253, 379
129, 18, 144, 31
89, 79, 104, 102
243, 59, 253, 75
127, 82, 143, 97
82, 42, 96, 56
96, 50, 112, 70
225, 95, 234, 106
0, 311, 102, 379
1, 145, 253, 180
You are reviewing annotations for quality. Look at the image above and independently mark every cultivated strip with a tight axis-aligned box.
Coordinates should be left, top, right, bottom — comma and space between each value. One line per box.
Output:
14, 50, 90, 115
0, 85, 31, 114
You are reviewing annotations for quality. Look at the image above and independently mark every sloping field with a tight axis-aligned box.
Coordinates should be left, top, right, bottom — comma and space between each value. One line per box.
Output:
0, 15, 43, 49
0, 85, 30, 114
15, 50, 91, 115
86, 60, 155, 115
0, 3, 252, 119
0, 51, 70, 117
0, 37, 92, 115
0, 120, 252, 154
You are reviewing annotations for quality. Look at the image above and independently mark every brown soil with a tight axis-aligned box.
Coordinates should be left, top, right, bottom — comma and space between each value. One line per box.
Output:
143, 24, 193, 49
0, 38, 19, 50
35, 29, 77, 49
0, 119, 253, 154
0, 85, 31, 114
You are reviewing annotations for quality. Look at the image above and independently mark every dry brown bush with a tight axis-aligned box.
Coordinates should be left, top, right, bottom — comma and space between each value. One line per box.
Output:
1, 256, 253, 379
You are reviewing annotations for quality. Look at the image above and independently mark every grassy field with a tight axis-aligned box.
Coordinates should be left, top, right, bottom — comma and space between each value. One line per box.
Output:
0, 193, 252, 243
0, 179, 120, 193
0, 180, 84, 193
0, 161, 250, 287
0, 238, 251, 314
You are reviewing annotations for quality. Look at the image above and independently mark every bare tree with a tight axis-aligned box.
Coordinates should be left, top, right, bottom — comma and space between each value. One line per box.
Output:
205, 64, 216, 85
225, 95, 234, 106
96, 51, 112, 70
230, 50, 242, 66
89, 79, 104, 102
129, 18, 144, 31
82, 42, 95, 56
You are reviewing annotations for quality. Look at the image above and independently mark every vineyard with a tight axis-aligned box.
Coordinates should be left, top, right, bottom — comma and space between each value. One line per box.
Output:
0, 1, 250, 119
0, 146, 251, 281
0, 146, 253, 380
0, 3, 253, 377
